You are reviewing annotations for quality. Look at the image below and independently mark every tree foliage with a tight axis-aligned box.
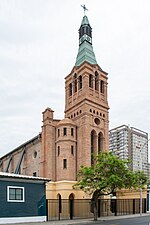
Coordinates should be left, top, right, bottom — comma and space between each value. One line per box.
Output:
73, 152, 147, 220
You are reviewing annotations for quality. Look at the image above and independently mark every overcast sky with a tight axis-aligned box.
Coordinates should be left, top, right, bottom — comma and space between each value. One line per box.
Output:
0, 0, 150, 157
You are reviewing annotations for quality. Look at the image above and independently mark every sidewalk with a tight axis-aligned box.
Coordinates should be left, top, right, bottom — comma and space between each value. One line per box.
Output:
46, 213, 150, 224
2, 213, 150, 225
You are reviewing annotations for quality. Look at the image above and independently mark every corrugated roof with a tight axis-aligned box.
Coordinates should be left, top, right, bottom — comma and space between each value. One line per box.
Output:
0, 172, 50, 182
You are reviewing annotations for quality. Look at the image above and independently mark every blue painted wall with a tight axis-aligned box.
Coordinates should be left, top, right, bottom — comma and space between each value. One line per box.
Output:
0, 180, 46, 218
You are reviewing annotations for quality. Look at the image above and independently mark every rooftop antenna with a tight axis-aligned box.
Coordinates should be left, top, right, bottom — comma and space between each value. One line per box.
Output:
81, 4, 88, 15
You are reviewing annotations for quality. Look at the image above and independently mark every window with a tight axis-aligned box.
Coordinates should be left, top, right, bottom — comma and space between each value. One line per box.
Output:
33, 151, 37, 159
58, 129, 60, 137
69, 83, 72, 96
33, 172, 37, 177
71, 128, 74, 136
71, 145, 74, 155
86, 27, 89, 35
7, 186, 24, 202
98, 132, 103, 153
91, 130, 97, 165
94, 118, 100, 125
58, 146, 60, 156
95, 72, 99, 91
74, 74, 77, 93
63, 127, 67, 136
91, 130, 94, 165
63, 159, 67, 169
78, 75, 82, 89
89, 74, 93, 88
100, 80, 104, 93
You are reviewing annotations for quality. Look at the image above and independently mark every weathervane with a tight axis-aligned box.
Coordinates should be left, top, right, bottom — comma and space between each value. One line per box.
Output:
81, 4, 88, 15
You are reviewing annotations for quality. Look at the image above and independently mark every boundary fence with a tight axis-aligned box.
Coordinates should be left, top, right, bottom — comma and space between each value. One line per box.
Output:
46, 198, 146, 221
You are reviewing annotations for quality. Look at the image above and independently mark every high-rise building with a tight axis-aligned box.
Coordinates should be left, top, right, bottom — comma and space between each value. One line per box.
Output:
0, 13, 109, 198
109, 125, 148, 176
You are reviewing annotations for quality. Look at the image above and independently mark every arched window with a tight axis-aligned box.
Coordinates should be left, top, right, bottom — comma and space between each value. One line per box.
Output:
91, 130, 97, 165
69, 83, 72, 96
78, 75, 82, 89
100, 80, 104, 94
89, 74, 93, 88
95, 72, 99, 91
74, 74, 77, 93
98, 132, 103, 153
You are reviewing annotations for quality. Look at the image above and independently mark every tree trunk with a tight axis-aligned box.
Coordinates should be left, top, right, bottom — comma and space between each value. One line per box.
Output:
91, 198, 98, 221
93, 200, 98, 221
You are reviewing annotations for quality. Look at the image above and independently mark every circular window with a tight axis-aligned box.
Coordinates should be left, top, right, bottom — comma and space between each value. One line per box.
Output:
33, 151, 37, 159
94, 118, 100, 125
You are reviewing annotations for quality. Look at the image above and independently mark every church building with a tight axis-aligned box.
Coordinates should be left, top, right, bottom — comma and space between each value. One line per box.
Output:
0, 13, 109, 199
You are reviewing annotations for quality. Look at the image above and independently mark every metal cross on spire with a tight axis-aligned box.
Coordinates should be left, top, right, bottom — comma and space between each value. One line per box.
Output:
81, 4, 88, 15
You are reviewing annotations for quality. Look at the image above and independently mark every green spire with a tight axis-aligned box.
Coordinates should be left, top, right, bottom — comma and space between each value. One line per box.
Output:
75, 15, 97, 66
81, 15, 90, 25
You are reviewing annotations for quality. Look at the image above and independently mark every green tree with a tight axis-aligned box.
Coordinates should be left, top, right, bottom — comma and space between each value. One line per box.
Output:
73, 152, 147, 221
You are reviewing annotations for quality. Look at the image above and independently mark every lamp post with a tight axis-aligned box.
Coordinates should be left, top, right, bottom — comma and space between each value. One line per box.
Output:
139, 138, 150, 216
140, 159, 142, 216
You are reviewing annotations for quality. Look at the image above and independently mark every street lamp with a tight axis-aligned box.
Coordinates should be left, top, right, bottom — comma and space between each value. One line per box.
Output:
139, 139, 150, 216
140, 162, 142, 216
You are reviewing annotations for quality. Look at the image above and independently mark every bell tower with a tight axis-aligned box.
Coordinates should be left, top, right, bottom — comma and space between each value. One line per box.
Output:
65, 13, 109, 171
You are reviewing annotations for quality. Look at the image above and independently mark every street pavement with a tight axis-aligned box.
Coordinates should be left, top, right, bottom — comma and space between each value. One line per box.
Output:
1, 213, 150, 225
41, 213, 150, 225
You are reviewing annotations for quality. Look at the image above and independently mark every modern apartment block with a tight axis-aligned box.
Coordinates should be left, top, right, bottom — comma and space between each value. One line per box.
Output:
109, 125, 149, 176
